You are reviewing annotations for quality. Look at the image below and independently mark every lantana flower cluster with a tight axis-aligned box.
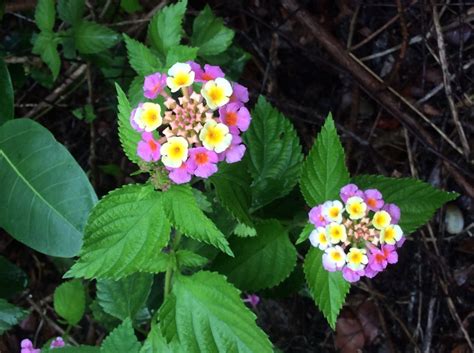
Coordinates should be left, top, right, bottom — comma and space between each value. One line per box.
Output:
21, 337, 64, 353
130, 62, 251, 184
308, 184, 404, 282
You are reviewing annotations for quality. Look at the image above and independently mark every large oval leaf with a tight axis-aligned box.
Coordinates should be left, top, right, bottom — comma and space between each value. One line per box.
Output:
0, 119, 97, 257
0, 59, 14, 125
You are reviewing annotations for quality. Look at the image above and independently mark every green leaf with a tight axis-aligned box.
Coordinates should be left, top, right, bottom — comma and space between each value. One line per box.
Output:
101, 318, 141, 353
116, 83, 141, 164
165, 45, 198, 69
57, 0, 85, 26
159, 271, 273, 353
53, 280, 86, 325
66, 184, 170, 279
0, 59, 14, 125
74, 21, 119, 54
353, 175, 459, 233
0, 119, 97, 257
0, 256, 28, 298
304, 248, 350, 329
244, 96, 303, 210
210, 162, 253, 227
0, 299, 28, 334
213, 220, 296, 291
97, 273, 153, 321
191, 5, 234, 57
300, 113, 350, 206
140, 325, 174, 353
176, 250, 208, 268
162, 185, 233, 256
35, 0, 55, 31
296, 223, 313, 245
123, 34, 162, 76
147, 0, 187, 56
32, 31, 61, 79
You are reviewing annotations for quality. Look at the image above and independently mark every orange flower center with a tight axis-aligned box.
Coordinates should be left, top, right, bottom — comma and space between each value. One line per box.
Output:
202, 73, 214, 81
195, 152, 209, 165
375, 253, 385, 263
148, 139, 158, 152
367, 198, 377, 208
225, 112, 238, 126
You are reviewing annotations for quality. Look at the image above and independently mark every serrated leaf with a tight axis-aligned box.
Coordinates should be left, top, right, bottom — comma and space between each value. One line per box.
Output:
176, 250, 208, 268
300, 114, 350, 206
0, 299, 28, 334
0, 59, 14, 125
57, 0, 85, 26
191, 5, 234, 57
32, 31, 61, 79
0, 119, 97, 257
97, 273, 153, 321
140, 325, 175, 353
353, 175, 459, 233
213, 220, 296, 291
296, 223, 313, 245
159, 271, 273, 353
123, 34, 162, 76
101, 318, 141, 353
115, 83, 141, 164
162, 185, 233, 256
54, 280, 86, 325
138, 252, 171, 274
210, 162, 253, 227
233, 223, 256, 238
127, 75, 145, 108
147, 0, 187, 57
66, 184, 170, 279
165, 45, 198, 69
304, 248, 350, 329
244, 96, 303, 210
74, 21, 119, 54
35, 0, 55, 31
0, 256, 28, 298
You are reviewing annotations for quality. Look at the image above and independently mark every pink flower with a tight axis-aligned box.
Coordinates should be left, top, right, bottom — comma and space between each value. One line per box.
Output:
50, 337, 65, 348
229, 82, 249, 106
342, 267, 365, 282
167, 159, 194, 184
363, 189, 384, 211
218, 134, 246, 163
368, 245, 398, 272
308, 205, 328, 227
364, 265, 380, 278
340, 184, 363, 203
189, 62, 224, 82
382, 203, 401, 224
396, 236, 406, 248
20, 339, 40, 353
188, 147, 218, 178
243, 294, 260, 310
137, 132, 161, 162
143, 73, 167, 99
130, 104, 143, 132
218, 103, 251, 133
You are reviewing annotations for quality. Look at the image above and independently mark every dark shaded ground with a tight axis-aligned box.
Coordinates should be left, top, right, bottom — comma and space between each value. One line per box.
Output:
1, 1, 474, 352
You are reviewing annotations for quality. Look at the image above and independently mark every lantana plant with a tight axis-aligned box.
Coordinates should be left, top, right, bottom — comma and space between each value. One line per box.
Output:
129, 61, 250, 186
39, 1, 457, 351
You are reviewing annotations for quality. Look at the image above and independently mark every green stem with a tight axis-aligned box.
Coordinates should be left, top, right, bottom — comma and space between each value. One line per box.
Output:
163, 230, 183, 299
164, 264, 173, 298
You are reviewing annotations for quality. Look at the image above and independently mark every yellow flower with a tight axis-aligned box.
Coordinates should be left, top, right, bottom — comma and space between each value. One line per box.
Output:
166, 62, 195, 92
372, 210, 391, 230
325, 246, 346, 268
346, 248, 368, 271
380, 225, 403, 245
326, 222, 347, 244
160, 136, 189, 168
201, 78, 232, 110
345, 196, 367, 220
199, 120, 232, 153
134, 102, 162, 132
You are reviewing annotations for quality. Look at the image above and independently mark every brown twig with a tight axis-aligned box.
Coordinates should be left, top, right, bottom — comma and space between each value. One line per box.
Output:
430, 0, 471, 159
280, 0, 472, 173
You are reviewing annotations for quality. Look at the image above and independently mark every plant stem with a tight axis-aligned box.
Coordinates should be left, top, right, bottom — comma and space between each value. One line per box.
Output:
163, 230, 183, 298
